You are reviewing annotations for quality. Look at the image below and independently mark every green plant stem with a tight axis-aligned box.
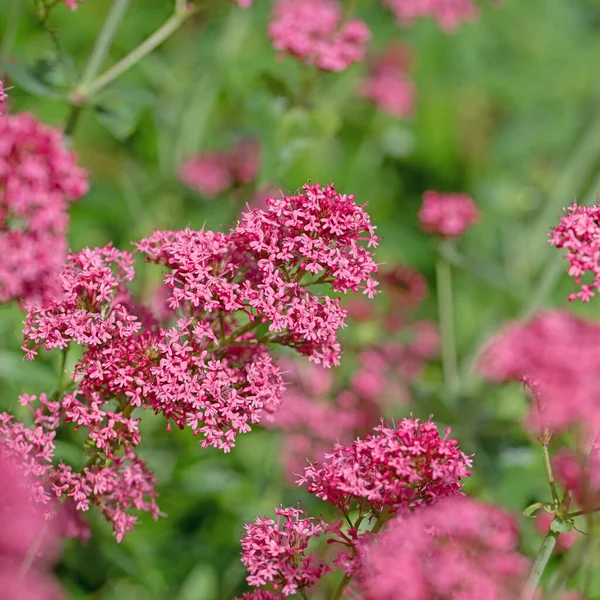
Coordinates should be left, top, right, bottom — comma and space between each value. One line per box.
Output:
76, 3, 195, 99
330, 512, 389, 600
79, 0, 132, 88
540, 439, 560, 507
436, 250, 459, 395
520, 531, 559, 600
567, 505, 600, 518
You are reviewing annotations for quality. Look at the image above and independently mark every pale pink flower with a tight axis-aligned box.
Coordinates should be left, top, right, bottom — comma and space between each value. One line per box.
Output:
553, 447, 600, 513
361, 44, 416, 118
550, 202, 600, 302
240, 506, 330, 596
419, 190, 479, 238
477, 310, 600, 434
0, 113, 88, 305
179, 153, 233, 198
298, 419, 472, 514
382, 0, 478, 30
269, 0, 371, 72
358, 497, 529, 600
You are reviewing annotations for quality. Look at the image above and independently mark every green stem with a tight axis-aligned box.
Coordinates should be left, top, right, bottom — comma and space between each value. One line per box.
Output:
540, 438, 560, 508
75, 3, 195, 99
567, 505, 600, 518
79, 0, 132, 88
436, 249, 459, 395
520, 531, 558, 600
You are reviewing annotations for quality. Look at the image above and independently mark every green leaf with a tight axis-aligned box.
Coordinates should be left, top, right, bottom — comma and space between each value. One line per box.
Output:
550, 518, 573, 534
94, 84, 156, 141
523, 502, 546, 517
0, 61, 62, 99
178, 565, 218, 600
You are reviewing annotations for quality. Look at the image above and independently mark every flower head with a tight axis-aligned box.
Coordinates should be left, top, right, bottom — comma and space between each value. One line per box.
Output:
0, 113, 88, 305
360, 44, 416, 118
477, 310, 600, 434
298, 419, 471, 514
241, 506, 330, 596
358, 497, 529, 600
382, 0, 478, 31
269, 0, 371, 72
550, 202, 600, 302
419, 191, 479, 238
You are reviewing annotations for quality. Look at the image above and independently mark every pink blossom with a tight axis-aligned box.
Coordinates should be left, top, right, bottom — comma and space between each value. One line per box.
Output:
235, 593, 283, 600
179, 153, 233, 198
240, 506, 330, 596
549, 202, 600, 302
0, 113, 88, 305
298, 419, 472, 514
477, 310, 600, 434
419, 190, 479, 238
360, 44, 416, 118
269, 0, 371, 72
234, 0, 254, 5
62, 0, 84, 9
553, 447, 600, 512
179, 137, 261, 198
358, 497, 529, 600
0, 81, 7, 104
382, 0, 478, 30
380, 264, 428, 310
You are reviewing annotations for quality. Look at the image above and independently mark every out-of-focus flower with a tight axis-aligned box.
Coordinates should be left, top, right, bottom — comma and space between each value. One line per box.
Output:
358, 497, 529, 600
179, 138, 261, 198
234, 593, 283, 600
63, 0, 84, 9
234, 0, 254, 6
298, 419, 471, 514
0, 81, 7, 104
477, 310, 600, 435
380, 264, 428, 310
0, 113, 88, 305
381, 0, 478, 30
419, 191, 479, 238
240, 506, 330, 596
360, 44, 416, 118
534, 512, 577, 553
553, 447, 600, 513
269, 0, 371, 72
550, 202, 600, 302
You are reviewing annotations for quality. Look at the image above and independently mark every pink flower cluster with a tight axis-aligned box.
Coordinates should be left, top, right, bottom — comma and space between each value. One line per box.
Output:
382, 0, 479, 30
550, 202, 600, 302
240, 506, 330, 596
360, 44, 416, 119
269, 0, 371, 72
0, 454, 66, 600
298, 419, 472, 514
553, 446, 600, 513
0, 112, 88, 305
179, 138, 261, 198
1, 391, 159, 543
358, 497, 529, 600
419, 190, 479, 238
478, 310, 600, 434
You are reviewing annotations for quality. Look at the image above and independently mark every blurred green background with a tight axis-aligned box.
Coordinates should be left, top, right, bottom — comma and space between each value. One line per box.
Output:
3, 0, 600, 597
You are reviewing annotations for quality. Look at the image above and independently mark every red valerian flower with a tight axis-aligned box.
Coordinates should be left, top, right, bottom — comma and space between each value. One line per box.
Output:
419, 191, 479, 238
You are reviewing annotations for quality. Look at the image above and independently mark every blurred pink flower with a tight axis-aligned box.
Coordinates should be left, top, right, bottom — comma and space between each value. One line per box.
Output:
0, 81, 7, 104
382, 0, 478, 30
63, 0, 84, 9
269, 0, 371, 72
361, 44, 416, 118
234, 0, 254, 6
478, 310, 600, 435
553, 447, 600, 513
419, 190, 479, 238
358, 497, 529, 600
0, 113, 88, 305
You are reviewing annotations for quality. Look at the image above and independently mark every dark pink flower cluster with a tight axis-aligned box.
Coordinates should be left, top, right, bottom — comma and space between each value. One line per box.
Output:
179, 137, 261, 198
240, 506, 330, 596
360, 44, 416, 119
269, 0, 371, 72
550, 202, 600, 302
553, 446, 600, 513
477, 310, 600, 434
419, 190, 479, 238
0, 113, 88, 305
382, 0, 478, 30
1, 392, 158, 542
0, 454, 66, 600
298, 419, 472, 514
235, 593, 282, 600
358, 497, 529, 600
